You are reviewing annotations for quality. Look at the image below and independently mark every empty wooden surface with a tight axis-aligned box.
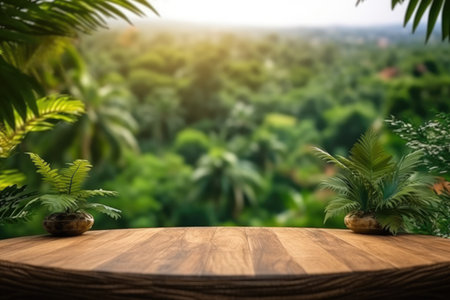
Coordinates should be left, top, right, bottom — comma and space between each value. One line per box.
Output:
0, 227, 449, 299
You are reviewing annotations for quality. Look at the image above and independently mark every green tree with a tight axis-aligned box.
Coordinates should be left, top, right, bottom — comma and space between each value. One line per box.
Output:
174, 129, 210, 165
192, 148, 263, 219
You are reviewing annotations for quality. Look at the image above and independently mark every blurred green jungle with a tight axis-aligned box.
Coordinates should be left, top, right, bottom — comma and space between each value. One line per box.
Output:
1, 24, 449, 238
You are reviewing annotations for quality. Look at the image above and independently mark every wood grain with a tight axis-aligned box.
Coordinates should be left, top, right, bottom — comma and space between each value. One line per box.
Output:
0, 227, 449, 299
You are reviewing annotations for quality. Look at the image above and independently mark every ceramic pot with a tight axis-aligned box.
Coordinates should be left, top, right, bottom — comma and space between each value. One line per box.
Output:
344, 212, 389, 235
43, 212, 94, 236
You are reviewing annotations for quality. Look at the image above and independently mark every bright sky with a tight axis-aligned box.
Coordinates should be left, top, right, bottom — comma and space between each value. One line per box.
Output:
126, 0, 408, 27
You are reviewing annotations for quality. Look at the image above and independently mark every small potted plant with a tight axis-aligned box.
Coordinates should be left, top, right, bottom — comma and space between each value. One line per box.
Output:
28, 153, 120, 236
313, 130, 440, 235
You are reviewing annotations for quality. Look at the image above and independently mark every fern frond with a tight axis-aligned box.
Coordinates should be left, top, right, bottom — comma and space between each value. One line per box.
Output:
312, 146, 348, 170
395, 150, 424, 180
0, 96, 84, 158
375, 211, 404, 235
38, 194, 77, 212
319, 175, 351, 195
76, 189, 118, 200
80, 203, 121, 220
27, 152, 64, 192
60, 160, 92, 194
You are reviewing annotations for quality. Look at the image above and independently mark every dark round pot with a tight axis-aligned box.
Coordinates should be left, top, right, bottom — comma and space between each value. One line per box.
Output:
344, 212, 389, 235
43, 212, 94, 236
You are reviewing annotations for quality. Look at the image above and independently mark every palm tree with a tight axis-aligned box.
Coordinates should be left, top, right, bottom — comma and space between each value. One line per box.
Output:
68, 66, 139, 163
192, 148, 263, 219
136, 88, 184, 143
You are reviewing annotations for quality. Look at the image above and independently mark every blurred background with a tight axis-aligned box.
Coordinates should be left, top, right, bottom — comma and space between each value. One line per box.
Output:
1, 0, 449, 238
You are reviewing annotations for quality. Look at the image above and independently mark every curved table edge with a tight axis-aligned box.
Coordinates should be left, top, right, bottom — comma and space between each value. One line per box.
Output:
1, 259, 449, 299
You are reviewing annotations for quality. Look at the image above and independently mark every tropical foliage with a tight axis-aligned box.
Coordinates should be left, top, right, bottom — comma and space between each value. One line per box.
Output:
1, 23, 448, 238
0, 185, 37, 224
386, 113, 450, 175
0, 0, 157, 127
314, 130, 441, 234
28, 153, 120, 219
387, 114, 450, 237
0, 96, 84, 158
357, 0, 450, 42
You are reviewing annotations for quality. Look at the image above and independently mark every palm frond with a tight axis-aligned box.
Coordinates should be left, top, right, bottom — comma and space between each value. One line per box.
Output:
312, 146, 348, 170
319, 175, 351, 195
349, 130, 394, 182
0, 0, 158, 125
324, 197, 361, 223
80, 202, 121, 219
395, 150, 424, 181
357, 0, 450, 42
375, 211, 404, 235
0, 96, 84, 158
27, 152, 64, 192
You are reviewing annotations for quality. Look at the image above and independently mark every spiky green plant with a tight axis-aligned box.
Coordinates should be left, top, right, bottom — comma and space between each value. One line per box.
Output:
314, 130, 440, 235
27, 153, 120, 219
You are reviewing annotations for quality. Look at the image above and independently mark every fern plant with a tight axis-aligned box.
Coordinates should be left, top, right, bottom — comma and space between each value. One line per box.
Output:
27, 153, 120, 219
314, 130, 440, 235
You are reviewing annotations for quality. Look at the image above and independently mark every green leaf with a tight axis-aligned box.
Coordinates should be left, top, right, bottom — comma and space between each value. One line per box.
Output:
442, 0, 450, 40
81, 203, 121, 219
0, 185, 37, 224
0, 96, 84, 158
426, 0, 444, 41
76, 189, 119, 200
404, 0, 420, 26
413, 0, 432, 33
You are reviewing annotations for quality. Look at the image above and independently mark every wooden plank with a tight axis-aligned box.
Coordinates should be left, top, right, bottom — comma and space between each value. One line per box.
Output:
36, 228, 162, 270
144, 227, 216, 275
202, 227, 254, 276
395, 234, 450, 253
94, 227, 186, 273
245, 227, 306, 275
327, 229, 435, 268
0, 231, 104, 263
303, 228, 396, 271
272, 227, 351, 274
381, 234, 450, 262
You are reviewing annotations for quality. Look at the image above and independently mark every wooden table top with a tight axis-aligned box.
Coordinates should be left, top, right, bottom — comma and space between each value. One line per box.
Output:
0, 227, 449, 299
